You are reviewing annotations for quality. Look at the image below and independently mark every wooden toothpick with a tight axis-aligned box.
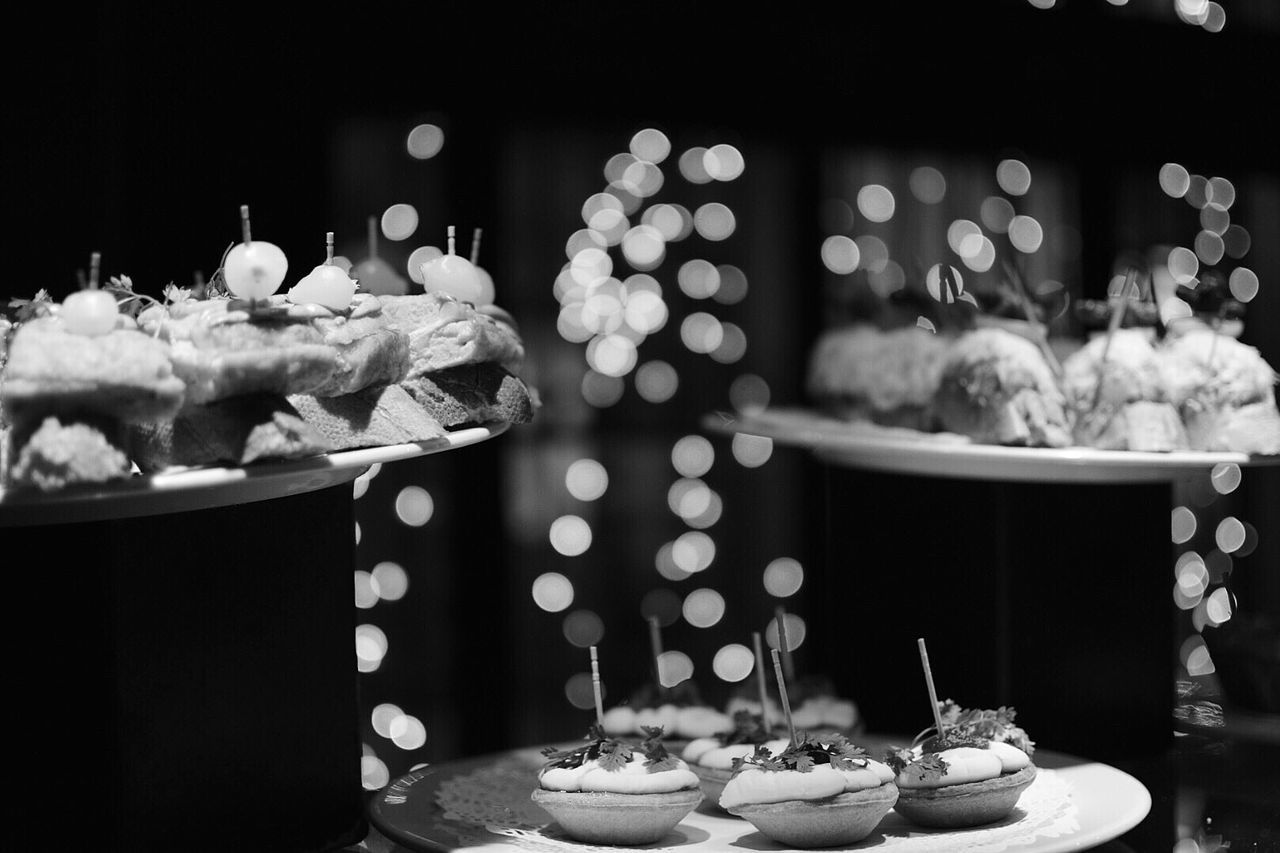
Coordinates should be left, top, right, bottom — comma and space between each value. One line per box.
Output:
590, 645, 605, 728
1091, 267, 1138, 413
470, 227, 483, 266
447, 225, 457, 256
88, 252, 101, 290
752, 631, 771, 730
648, 615, 667, 695
325, 231, 335, 264
771, 648, 797, 747
917, 637, 946, 737
367, 215, 379, 260
239, 205, 252, 245
774, 606, 795, 682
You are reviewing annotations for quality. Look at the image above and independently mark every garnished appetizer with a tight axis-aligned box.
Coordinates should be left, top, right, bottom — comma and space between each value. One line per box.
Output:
889, 640, 1037, 828
680, 710, 789, 805
532, 724, 702, 845
601, 681, 733, 747
719, 650, 897, 848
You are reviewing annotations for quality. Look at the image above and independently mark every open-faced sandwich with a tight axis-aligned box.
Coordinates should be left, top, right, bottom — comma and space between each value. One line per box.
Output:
887, 700, 1036, 828
933, 327, 1071, 447
719, 732, 898, 847
680, 710, 789, 806
1061, 328, 1189, 451
1158, 327, 1280, 454
532, 724, 703, 845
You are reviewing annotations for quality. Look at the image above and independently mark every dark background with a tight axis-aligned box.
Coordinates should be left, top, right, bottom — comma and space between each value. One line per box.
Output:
8, 1, 1279, 849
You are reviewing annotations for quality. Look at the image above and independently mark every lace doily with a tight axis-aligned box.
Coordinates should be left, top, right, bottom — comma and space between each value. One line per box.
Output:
430, 757, 1081, 852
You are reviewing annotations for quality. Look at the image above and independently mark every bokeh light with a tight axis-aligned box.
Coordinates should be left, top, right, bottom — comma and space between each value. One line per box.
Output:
1194, 231, 1225, 266
390, 714, 427, 750
622, 159, 664, 197
668, 477, 712, 519
868, 260, 907, 297
655, 542, 693, 582
395, 486, 434, 526
856, 185, 896, 222
644, 203, 692, 242
1205, 549, 1233, 583
621, 224, 666, 270
355, 522, 362, 544
630, 128, 671, 164
563, 609, 606, 647
361, 755, 390, 790
565, 672, 600, 710
355, 571, 379, 610
1228, 268, 1258, 303
679, 147, 713, 184
980, 197, 1015, 234
550, 515, 592, 557
1223, 225, 1251, 259
587, 334, 638, 377
703, 144, 746, 181
996, 159, 1032, 196
765, 613, 807, 652
681, 312, 724, 354
685, 491, 723, 530
678, 260, 721, 299
672, 531, 716, 574
636, 360, 679, 403
356, 624, 388, 673
532, 572, 575, 612
908, 166, 946, 204
730, 374, 770, 414
1159, 163, 1190, 198
714, 264, 749, 305
855, 235, 889, 273
670, 437, 713, 480
381, 204, 419, 241
694, 203, 736, 241
926, 264, 966, 303
1206, 588, 1233, 626
732, 433, 774, 467
372, 561, 409, 602
1168, 247, 1199, 285
407, 246, 443, 284
406, 124, 445, 159
1008, 215, 1044, 253
372, 704, 403, 738
1216, 517, 1246, 554
1200, 204, 1229, 235
821, 236, 861, 274
713, 644, 755, 682
711, 322, 747, 364
582, 370, 625, 407
763, 557, 804, 597
641, 589, 683, 627
657, 651, 695, 688
1171, 506, 1197, 544
683, 589, 726, 628
1211, 463, 1241, 495
566, 459, 609, 502
1186, 175, 1211, 209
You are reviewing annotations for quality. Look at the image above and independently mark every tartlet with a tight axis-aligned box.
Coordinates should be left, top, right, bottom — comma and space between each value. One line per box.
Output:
680, 711, 789, 805
532, 725, 702, 845
887, 701, 1037, 828
719, 733, 898, 848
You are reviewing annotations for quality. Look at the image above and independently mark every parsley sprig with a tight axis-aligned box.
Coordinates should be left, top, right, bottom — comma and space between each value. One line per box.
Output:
730, 732, 868, 776
541, 725, 678, 774
715, 710, 772, 747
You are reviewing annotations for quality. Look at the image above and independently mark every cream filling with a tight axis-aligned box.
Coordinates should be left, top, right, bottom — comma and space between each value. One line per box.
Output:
987, 741, 1031, 772
896, 746, 1013, 789
718, 759, 894, 809
539, 754, 698, 794
684, 738, 791, 770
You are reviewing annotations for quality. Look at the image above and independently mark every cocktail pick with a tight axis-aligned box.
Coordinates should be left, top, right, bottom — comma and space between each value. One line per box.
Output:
917, 637, 946, 737
367, 215, 379, 260
1002, 258, 1064, 378
590, 645, 605, 728
753, 631, 771, 730
648, 615, 668, 696
470, 227, 483, 265
1090, 266, 1139, 413
325, 231, 335, 264
87, 252, 101, 289
771, 648, 797, 748
774, 605, 796, 682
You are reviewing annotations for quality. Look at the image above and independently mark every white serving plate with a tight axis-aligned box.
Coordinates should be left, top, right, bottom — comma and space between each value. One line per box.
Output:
704, 408, 1277, 484
366, 740, 1151, 853
0, 423, 507, 527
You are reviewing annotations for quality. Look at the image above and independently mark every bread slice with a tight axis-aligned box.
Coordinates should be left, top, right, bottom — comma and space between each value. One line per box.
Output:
127, 394, 332, 471
1184, 401, 1280, 454
1, 317, 186, 424
288, 385, 446, 450
1074, 400, 1189, 451
400, 363, 535, 428
5, 413, 132, 491
379, 293, 524, 376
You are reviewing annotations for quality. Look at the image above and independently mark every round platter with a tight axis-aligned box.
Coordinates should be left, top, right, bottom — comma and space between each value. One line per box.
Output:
0, 423, 507, 527
366, 740, 1151, 853
704, 407, 1280, 484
